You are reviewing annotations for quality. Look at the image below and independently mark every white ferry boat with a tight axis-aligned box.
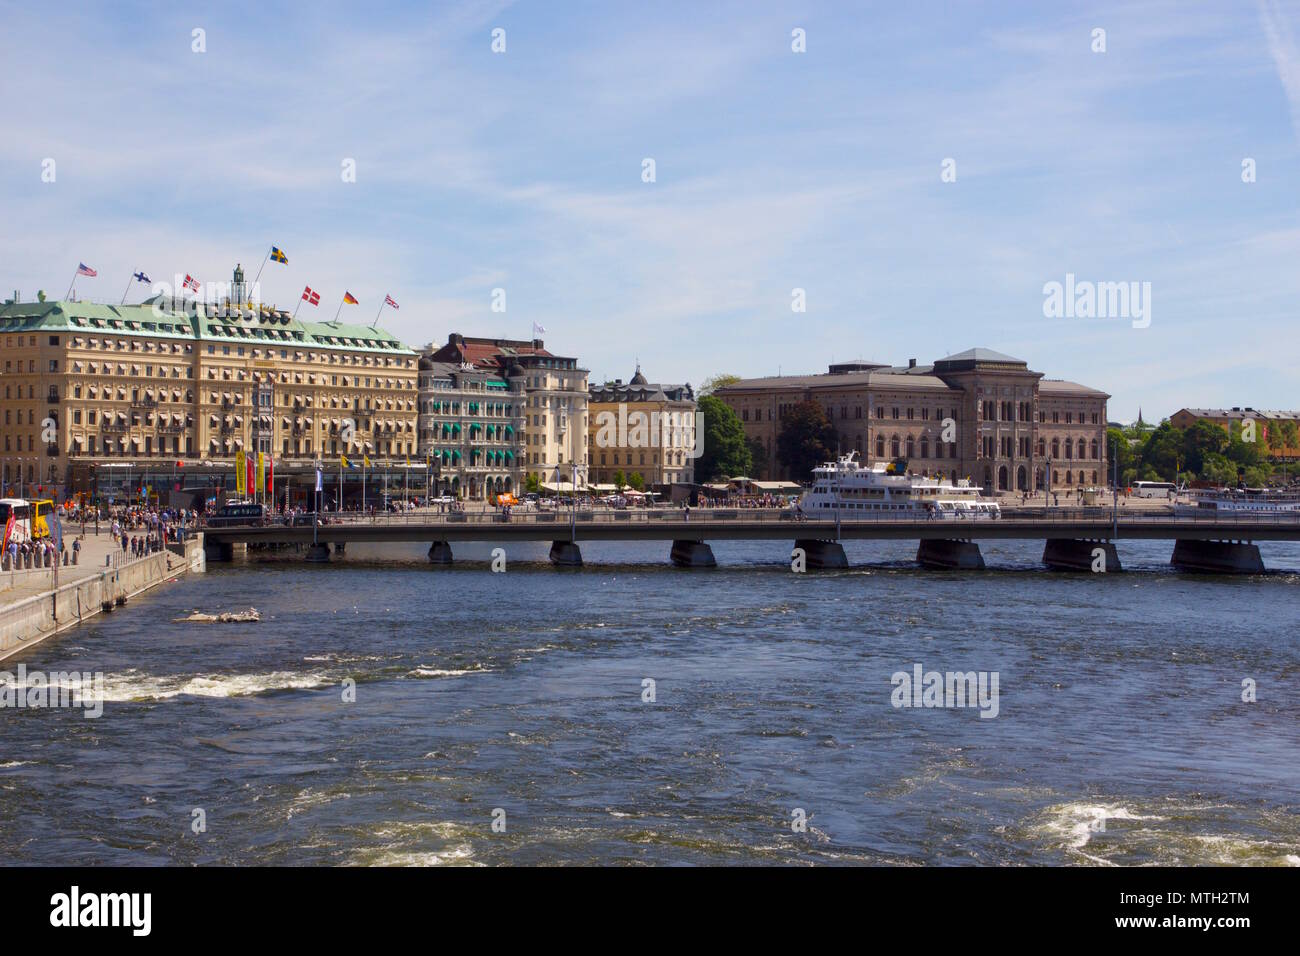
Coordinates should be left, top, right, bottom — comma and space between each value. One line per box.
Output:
1175, 486, 1300, 516
796, 454, 1000, 519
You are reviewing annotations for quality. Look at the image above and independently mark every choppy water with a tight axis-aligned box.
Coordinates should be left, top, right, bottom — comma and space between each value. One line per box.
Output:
2, 538, 1298, 866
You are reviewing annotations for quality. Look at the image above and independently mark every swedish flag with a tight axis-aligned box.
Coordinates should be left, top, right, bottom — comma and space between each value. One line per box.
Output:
270, 246, 288, 264
341, 455, 355, 469
364, 454, 372, 468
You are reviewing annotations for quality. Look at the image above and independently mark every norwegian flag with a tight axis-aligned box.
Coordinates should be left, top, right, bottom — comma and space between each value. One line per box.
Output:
384, 294, 399, 309
302, 286, 320, 306
183, 274, 200, 292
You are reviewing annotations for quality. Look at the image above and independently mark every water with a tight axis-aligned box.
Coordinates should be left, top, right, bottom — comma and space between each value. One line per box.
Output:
2, 538, 1298, 866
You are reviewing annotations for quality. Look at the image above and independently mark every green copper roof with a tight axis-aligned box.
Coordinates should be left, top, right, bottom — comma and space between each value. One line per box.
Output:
0, 298, 413, 354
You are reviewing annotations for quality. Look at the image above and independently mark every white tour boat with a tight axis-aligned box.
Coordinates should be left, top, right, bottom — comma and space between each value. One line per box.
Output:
796, 454, 1000, 519
1175, 486, 1300, 516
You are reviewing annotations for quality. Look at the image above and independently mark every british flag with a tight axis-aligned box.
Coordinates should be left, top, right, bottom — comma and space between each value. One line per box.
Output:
302, 286, 320, 306
183, 274, 200, 292
384, 294, 399, 309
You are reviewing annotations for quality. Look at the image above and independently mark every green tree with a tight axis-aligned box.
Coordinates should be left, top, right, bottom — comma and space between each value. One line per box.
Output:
1181, 419, 1228, 474
696, 394, 752, 482
699, 373, 742, 397
1106, 427, 1135, 482
613, 469, 626, 491
1136, 422, 1184, 480
524, 473, 541, 494
627, 472, 645, 491
775, 401, 838, 482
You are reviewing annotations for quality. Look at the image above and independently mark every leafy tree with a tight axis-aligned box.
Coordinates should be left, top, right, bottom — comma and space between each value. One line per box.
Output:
627, 472, 645, 491
613, 469, 626, 491
696, 395, 752, 482
1106, 427, 1135, 482
775, 400, 838, 482
524, 473, 541, 494
699, 373, 742, 397
1181, 419, 1228, 474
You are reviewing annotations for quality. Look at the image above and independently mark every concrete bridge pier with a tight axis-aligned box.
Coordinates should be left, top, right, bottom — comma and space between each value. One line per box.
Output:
917, 539, 985, 570
793, 539, 849, 569
549, 541, 583, 567
305, 543, 331, 563
333, 542, 347, 555
670, 540, 717, 568
204, 540, 234, 563
1171, 539, 1264, 574
427, 541, 454, 565
1043, 538, 1122, 572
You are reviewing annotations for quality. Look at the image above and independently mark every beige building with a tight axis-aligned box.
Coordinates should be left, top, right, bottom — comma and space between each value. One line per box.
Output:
0, 267, 417, 503
716, 349, 1109, 491
427, 333, 589, 488
588, 367, 697, 488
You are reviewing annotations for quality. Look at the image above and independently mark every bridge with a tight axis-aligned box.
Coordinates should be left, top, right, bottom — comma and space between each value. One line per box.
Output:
199, 508, 1300, 573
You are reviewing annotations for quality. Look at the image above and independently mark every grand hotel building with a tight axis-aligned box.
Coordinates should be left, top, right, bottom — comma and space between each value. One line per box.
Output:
0, 267, 418, 503
715, 349, 1110, 491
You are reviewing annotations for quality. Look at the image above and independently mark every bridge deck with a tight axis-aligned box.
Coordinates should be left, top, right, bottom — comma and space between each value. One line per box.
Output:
203, 509, 1300, 545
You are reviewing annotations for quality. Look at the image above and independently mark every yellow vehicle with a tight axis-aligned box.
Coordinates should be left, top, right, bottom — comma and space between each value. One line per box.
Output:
0, 498, 53, 542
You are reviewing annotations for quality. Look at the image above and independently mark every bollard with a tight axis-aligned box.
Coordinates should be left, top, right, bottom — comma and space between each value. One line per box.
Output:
63, 552, 69, 566
106, 554, 112, 568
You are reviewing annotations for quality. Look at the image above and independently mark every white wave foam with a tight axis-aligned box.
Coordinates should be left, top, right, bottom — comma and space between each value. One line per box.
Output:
407, 667, 491, 678
1040, 803, 1167, 851
99, 669, 333, 702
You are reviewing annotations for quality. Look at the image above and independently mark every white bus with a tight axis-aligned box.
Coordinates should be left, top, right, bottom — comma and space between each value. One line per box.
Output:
1131, 481, 1176, 499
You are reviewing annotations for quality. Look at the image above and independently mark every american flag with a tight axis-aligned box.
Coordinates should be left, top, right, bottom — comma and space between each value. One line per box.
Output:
183, 274, 200, 292
302, 286, 320, 306
77, 263, 97, 277
384, 294, 399, 309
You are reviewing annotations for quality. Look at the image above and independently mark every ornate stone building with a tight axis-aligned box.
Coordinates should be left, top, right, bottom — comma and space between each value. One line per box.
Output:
426, 333, 589, 488
715, 349, 1109, 491
417, 357, 526, 500
0, 268, 418, 502
587, 366, 697, 489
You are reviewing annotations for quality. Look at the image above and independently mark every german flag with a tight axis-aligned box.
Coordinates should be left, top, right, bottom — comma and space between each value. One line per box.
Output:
343, 291, 358, 305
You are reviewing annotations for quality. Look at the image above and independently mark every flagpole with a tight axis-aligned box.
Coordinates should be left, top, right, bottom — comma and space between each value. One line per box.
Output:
250, 250, 271, 298
339, 457, 343, 513
333, 298, 344, 323
65, 271, 78, 300
362, 458, 367, 513
120, 275, 133, 306
373, 301, 384, 327
293, 296, 303, 320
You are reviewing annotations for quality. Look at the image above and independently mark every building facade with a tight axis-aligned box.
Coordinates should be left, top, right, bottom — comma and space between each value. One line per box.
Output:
427, 333, 589, 488
417, 358, 526, 500
1169, 407, 1300, 459
0, 268, 418, 503
588, 367, 697, 488
715, 349, 1110, 491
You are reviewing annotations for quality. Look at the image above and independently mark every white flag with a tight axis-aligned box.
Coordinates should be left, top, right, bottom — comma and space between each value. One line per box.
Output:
533, 322, 547, 334
315, 468, 323, 492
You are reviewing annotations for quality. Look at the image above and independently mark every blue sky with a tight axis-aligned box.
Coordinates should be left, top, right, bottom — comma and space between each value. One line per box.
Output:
2, 0, 1298, 421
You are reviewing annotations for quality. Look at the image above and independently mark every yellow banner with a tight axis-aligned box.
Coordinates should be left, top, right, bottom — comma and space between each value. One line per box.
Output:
235, 450, 247, 496
257, 451, 265, 491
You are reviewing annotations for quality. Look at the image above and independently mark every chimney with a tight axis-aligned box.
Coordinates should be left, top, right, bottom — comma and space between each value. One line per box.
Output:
908, 358, 917, 368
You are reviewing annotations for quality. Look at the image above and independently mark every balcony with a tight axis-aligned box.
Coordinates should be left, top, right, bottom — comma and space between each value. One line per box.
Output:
130, 397, 158, 409
46, 390, 60, 403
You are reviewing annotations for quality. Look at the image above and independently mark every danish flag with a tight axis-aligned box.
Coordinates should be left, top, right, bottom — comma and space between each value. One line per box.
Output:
301, 286, 321, 306
183, 274, 200, 292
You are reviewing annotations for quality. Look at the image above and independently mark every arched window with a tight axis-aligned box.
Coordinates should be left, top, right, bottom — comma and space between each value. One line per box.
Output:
920, 437, 929, 458
1064, 440, 1072, 459
1038, 438, 1046, 457
1077, 439, 1086, 459
905, 436, 915, 458
1065, 470, 1072, 484
1051, 438, 1060, 458
876, 436, 885, 458
890, 435, 900, 457
1090, 439, 1099, 460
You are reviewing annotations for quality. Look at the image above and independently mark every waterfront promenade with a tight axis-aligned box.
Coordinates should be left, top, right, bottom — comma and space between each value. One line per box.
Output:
0, 533, 205, 662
